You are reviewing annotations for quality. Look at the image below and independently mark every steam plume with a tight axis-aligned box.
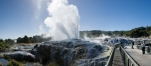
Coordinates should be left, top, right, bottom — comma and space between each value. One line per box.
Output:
44, 0, 80, 40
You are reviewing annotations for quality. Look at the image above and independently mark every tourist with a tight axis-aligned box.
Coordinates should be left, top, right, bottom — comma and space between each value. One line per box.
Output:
142, 41, 146, 54
131, 41, 134, 49
120, 41, 123, 48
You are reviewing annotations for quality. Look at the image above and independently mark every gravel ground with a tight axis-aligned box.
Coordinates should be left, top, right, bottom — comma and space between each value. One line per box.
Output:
112, 48, 124, 66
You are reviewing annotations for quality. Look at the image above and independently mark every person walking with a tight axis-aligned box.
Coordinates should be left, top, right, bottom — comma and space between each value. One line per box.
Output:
142, 41, 146, 54
131, 41, 134, 49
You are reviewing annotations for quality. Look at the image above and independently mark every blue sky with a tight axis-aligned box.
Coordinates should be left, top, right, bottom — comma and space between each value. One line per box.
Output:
0, 0, 151, 39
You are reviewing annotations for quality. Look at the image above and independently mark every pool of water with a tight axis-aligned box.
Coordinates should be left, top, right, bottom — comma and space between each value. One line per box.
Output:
0, 58, 8, 66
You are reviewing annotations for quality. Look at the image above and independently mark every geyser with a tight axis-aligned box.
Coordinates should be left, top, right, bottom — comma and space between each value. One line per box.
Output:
30, 0, 112, 66
44, 0, 80, 40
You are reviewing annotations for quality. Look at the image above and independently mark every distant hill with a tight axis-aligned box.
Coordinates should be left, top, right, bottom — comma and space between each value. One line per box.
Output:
80, 26, 151, 38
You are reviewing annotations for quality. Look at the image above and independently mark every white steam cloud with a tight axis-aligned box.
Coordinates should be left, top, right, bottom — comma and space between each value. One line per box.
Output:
39, 25, 46, 35
43, 0, 80, 40
83, 34, 111, 44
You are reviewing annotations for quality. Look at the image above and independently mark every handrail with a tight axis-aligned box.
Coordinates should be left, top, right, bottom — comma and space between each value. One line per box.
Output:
106, 44, 139, 66
105, 44, 119, 66
120, 46, 139, 66
105, 46, 115, 66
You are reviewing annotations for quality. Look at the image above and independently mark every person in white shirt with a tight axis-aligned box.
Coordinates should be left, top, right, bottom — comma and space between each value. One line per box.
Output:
142, 41, 146, 54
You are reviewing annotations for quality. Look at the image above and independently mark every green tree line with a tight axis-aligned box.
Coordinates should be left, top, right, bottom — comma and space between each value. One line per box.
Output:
0, 39, 14, 51
17, 35, 52, 43
0, 35, 52, 51
80, 26, 151, 38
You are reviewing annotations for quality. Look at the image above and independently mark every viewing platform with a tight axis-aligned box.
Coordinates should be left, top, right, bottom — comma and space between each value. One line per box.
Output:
106, 44, 151, 66
125, 46, 151, 66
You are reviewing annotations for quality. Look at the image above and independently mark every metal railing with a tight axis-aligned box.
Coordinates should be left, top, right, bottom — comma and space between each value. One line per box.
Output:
106, 44, 139, 66
120, 46, 139, 66
105, 44, 120, 66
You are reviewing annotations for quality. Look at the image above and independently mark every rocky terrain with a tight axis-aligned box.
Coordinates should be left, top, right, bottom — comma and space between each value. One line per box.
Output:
3, 38, 135, 66
30, 39, 107, 66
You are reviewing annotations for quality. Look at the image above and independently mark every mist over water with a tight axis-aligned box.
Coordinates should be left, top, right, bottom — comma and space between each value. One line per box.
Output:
43, 0, 80, 40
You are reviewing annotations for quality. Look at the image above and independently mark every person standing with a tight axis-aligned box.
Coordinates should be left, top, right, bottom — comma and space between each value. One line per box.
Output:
142, 41, 146, 54
120, 41, 123, 48
131, 41, 134, 49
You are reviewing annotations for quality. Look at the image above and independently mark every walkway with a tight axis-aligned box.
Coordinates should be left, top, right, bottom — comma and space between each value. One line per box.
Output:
112, 48, 124, 66
125, 46, 151, 66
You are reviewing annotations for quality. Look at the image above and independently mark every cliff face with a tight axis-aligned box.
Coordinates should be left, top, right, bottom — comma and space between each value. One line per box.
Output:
30, 39, 104, 66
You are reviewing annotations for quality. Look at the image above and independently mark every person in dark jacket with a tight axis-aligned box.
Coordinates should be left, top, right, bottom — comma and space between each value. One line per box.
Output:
142, 41, 146, 54
120, 41, 123, 48
131, 41, 134, 49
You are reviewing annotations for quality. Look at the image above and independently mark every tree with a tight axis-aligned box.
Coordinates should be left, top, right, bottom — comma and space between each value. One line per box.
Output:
23, 35, 28, 43
5, 39, 14, 44
0, 39, 4, 42
17, 37, 22, 43
128, 26, 150, 38
28, 37, 33, 43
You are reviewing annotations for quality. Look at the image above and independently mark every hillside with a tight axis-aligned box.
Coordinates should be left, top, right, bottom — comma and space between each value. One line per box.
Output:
80, 26, 151, 38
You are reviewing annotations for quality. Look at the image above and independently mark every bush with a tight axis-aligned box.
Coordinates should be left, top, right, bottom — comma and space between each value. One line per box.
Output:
4, 54, 11, 60
0, 42, 5, 51
48, 62, 58, 66
0, 62, 2, 66
7, 59, 23, 66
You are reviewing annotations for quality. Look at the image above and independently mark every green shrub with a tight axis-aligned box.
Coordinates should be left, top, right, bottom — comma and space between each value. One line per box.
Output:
0, 43, 5, 51
4, 54, 11, 60
48, 62, 58, 66
0, 62, 2, 66
7, 59, 23, 66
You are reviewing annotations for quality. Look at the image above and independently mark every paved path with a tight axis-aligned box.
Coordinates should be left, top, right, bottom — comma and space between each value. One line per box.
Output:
125, 46, 151, 66
112, 48, 124, 66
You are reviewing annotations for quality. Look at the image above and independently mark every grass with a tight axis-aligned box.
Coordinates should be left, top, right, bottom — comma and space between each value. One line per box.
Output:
7, 59, 23, 66
48, 62, 58, 66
